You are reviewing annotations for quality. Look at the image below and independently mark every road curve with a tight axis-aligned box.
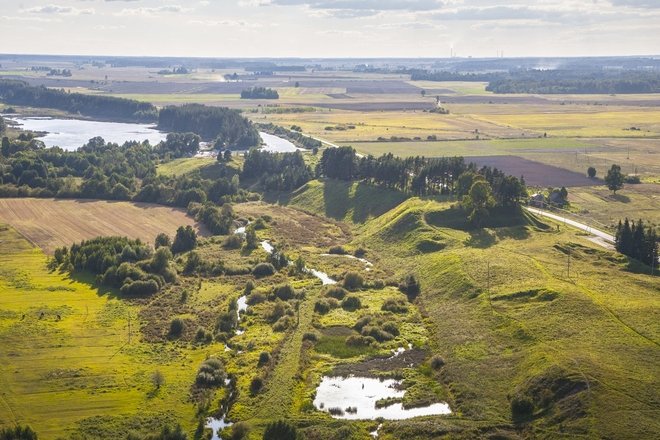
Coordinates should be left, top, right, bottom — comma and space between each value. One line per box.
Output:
524, 207, 615, 243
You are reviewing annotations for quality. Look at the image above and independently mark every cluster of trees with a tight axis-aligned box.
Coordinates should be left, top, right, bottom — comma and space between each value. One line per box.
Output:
157, 67, 189, 75
0, 80, 157, 122
486, 69, 660, 94
0, 136, 256, 235
257, 123, 321, 150
242, 149, 313, 191
52, 236, 178, 296
46, 68, 72, 77
408, 69, 660, 94
158, 104, 260, 148
317, 147, 526, 203
615, 219, 658, 267
241, 87, 279, 99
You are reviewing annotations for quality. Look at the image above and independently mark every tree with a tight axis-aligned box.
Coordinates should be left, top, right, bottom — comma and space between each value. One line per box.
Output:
151, 370, 165, 389
172, 226, 197, 254
421, 90, 426, 97
0, 425, 38, 440
155, 233, 171, 249
605, 164, 624, 194
587, 166, 597, 178
464, 179, 495, 227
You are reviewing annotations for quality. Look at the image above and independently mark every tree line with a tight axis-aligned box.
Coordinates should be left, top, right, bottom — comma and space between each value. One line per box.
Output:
408, 69, 660, 94
0, 79, 158, 122
241, 149, 313, 191
240, 87, 279, 99
615, 219, 658, 267
158, 104, 260, 149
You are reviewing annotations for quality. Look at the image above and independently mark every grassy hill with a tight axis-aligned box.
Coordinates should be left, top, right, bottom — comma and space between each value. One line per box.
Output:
352, 198, 660, 438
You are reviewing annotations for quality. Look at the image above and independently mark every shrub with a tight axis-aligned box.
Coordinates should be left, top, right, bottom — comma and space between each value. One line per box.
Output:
273, 315, 294, 332
169, 318, 185, 337
624, 175, 641, 184
399, 273, 421, 299
244, 280, 255, 294
231, 422, 250, 440
361, 325, 394, 342
195, 358, 225, 388
258, 351, 271, 366
250, 376, 264, 394
195, 327, 212, 343
354, 247, 367, 258
247, 292, 267, 305
353, 316, 372, 331
302, 332, 318, 342
382, 298, 408, 314
325, 286, 347, 300
253, 263, 276, 278
314, 300, 331, 315
223, 234, 244, 249
0, 425, 38, 440
328, 245, 347, 255
343, 272, 364, 290
430, 355, 445, 370
511, 395, 534, 422
263, 420, 298, 440
120, 279, 159, 296
381, 321, 400, 337
341, 295, 361, 311
587, 166, 596, 178
273, 284, 295, 301
155, 232, 171, 249
346, 335, 375, 347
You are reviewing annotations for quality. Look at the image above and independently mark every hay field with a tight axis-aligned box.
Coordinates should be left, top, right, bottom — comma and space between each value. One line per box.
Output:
0, 198, 208, 254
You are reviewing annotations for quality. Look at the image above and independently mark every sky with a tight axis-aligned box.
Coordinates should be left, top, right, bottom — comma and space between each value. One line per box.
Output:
0, 0, 659, 58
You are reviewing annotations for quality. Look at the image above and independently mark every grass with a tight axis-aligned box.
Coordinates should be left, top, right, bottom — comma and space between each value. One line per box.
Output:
0, 225, 206, 438
156, 157, 216, 177
0, 198, 208, 254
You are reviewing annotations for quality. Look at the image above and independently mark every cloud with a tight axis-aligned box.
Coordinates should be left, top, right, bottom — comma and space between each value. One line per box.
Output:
116, 5, 192, 16
26, 4, 94, 15
265, 0, 445, 17
609, 0, 660, 8
189, 19, 263, 28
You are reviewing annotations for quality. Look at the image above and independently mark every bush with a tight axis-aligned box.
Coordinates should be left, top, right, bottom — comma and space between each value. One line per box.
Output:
399, 273, 421, 299
587, 166, 596, 178
273, 315, 294, 332
253, 262, 276, 278
195, 358, 225, 388
258, 351, 271, 366
346, 335, 375, 347
155, 233, 171, 249
223, 234, 244, 249
342, 272, 364, 290
624, 175, 641, 184
231, 422, 250, 440
263, 420, 298, 440
353, 316, 372, 332
169, 318, 185, 337
314, 300, 331, 315
325, 286, 347, 300
430, 355, 445, 370
381, 321, 400, 337
302, 332, 318, 342
247, 292, 267, 305
341, 295, 361, 311
361, 325, 394, 342
511, 395, 534, 422
382, 298, 408, 314
195, 327, 212, 343
244, 280, 255, 294
273, 284, 295, 301
0, 425, 38, 440
328, 245, 347, 255
120, 279, 159, 296
250, 376, 264, 394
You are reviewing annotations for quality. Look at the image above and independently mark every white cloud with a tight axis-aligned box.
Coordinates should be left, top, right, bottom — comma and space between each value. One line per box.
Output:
26, 4, 94, 15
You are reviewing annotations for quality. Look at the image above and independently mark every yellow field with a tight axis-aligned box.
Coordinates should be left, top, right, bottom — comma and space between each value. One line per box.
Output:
0, 225, 209, 438
0, 198, 207, 254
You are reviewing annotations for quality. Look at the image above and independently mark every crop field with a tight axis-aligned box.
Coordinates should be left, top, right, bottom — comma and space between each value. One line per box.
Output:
0, 198, 207, 254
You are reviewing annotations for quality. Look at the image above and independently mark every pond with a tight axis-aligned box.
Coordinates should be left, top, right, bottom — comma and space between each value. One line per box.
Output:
313, 376, 451, 420
259, 131, 301, 153
5, 116, 167, 150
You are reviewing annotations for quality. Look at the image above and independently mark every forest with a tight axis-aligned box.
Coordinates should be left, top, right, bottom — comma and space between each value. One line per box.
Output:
240, 87, 280, 99
0, 80, 158, 121
158, 104, 261, 148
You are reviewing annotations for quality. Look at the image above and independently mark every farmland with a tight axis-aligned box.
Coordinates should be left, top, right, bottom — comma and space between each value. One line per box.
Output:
0, 199, 208, 254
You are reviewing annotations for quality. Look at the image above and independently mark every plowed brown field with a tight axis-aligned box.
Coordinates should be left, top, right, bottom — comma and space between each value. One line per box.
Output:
0, 198, 208, 253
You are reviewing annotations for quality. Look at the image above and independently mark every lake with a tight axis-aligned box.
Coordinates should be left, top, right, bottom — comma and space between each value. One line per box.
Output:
5, 116, 167, 150
259, 131, 301, 153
